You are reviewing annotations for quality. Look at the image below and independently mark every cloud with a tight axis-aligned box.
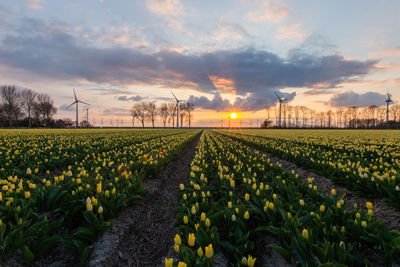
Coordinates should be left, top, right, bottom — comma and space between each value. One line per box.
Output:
146, 0, 183, 16
117, 95, 145, 101
370, 47, 400, 59
0, 18, 379, 111
188, 91, 296, 112
276, 23, 308, 41
328, 91, 387, 108
102, 108, 131, 116
246, 1, 290, 23
25, 0, 43, 10
188, 93, 232, 111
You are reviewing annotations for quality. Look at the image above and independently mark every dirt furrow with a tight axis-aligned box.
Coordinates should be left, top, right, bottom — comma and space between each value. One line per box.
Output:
88, 132, 202, 267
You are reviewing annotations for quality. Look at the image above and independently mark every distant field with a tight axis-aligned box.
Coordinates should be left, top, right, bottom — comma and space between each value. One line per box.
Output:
1, 129, 399, 266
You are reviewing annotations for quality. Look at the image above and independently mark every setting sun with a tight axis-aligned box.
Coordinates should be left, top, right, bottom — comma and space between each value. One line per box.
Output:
230, 112, 238, 119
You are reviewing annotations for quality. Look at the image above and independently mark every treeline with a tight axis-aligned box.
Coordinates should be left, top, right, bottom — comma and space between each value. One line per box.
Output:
130, 102, 195, 128
0, 85, 70, 128
263, 104, 400, 128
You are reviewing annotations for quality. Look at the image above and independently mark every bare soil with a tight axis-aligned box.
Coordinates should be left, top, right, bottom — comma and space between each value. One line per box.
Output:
88, 132, 202, 267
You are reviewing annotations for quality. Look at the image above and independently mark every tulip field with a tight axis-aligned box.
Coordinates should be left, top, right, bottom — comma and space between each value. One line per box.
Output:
0, 129, 200, 265
168, 130, 400, 267
1, 129, 400, 266
219, 129, 400, 210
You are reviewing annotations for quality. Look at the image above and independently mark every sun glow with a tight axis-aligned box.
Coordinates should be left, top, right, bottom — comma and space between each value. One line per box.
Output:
230, 112, 238, 119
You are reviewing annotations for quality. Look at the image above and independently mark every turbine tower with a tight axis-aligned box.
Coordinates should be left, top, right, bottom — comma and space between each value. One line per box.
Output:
171, 91, 186, 128
385, 89, 393, 124
275, 92, 287, 128
67, 89, 89, 128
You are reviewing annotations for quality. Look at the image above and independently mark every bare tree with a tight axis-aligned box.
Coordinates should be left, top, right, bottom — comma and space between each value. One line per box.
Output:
1, 85, 21, 127
20, 88, 37, 127
168, 102, 176, 128
326, 110, 333, 128
294, 106, 300, 128
131, 102, 147, 128
159, 103, 169, 128
185, 102, 195, 128
179, 102, 187, 127
299, 106, 307, 127
146, 102, 157, 128
391, 104, 400, 122
33, 93, 57, 127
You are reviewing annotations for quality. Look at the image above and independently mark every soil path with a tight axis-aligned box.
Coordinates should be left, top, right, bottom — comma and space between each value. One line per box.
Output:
88, 132, 202, 267
223, 133, 400, 232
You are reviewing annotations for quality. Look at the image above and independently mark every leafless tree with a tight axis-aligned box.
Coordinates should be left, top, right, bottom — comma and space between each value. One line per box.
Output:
294, 106, 300, 128
185, 102, 195, 128
326, 110, 333, 128
1, 85, 21, 127
391, 104, 400, 122
20, 88, 37, 127
179, 102, 187, 127
131, 102, 147, 128
159, 103, 169, 128
168, 102, 176, 127
146, 102, 157, 128
33, 93, 57, 127
299, 106, 308, 127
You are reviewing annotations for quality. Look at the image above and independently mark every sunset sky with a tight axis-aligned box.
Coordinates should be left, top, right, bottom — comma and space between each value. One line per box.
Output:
0, 0, 399, 127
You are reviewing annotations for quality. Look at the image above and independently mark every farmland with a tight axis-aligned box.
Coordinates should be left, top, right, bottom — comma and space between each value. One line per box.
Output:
0, 129, 400, 266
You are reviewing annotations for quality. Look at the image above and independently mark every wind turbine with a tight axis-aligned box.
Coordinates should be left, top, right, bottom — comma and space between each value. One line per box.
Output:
171, 91, 186, 128
385, 89, 393, 124
67, 89, 89, 128
275, 92, 287, 128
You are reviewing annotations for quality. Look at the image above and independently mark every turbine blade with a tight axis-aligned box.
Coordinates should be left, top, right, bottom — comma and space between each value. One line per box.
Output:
67, 101, 77, 109
170, 91, 178, 101
78, 100, 90, 105
73, 89, 77, 101
274, 91, 282, 100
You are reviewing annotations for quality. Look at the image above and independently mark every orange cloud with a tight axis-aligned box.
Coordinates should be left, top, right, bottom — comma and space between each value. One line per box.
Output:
146, 0, 183, 16
247, 4, 290, 23
370, 47, 400, 58
209, 75, 236, 94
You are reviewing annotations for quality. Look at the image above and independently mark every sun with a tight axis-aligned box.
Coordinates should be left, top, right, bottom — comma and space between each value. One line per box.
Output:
230, 112, 238, 119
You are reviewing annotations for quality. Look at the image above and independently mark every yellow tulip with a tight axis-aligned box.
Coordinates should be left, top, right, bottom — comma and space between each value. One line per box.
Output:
26, 168, 32, 175
331, 189, 336, 196
179, 184, 184, 190
174, 234, 181, 245
24, 191, 31, 199
205, 218, 210, 228
165, 258, 173, 267
247, 255, 256, 267
319, 205, 325, 212
197, 247, 204, 257
177, 262, 187, 267
174, 244, 179, 252
302, 229, 309, 240
191, 205, 196, 215
188, 233, 195, 247
299, 199, 305, 206
245, 193, 250, 201
244, 211, 250, 220
98, 206, 103, 214
361, 221, 367, 228
366, 202, 373, 210
201, 212, 206, 222
183, 216, 188, 224
205, 244, 213, 259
